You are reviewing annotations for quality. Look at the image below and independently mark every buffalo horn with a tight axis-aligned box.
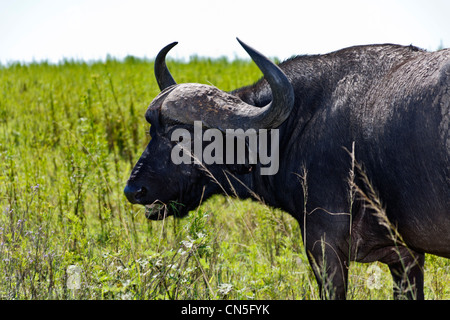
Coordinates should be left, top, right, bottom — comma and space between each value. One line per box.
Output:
154, 42, 178, 91
234, 38, 295, 129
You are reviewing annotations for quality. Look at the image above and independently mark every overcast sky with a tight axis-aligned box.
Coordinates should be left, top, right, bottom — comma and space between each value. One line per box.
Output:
0, 0, 449, 64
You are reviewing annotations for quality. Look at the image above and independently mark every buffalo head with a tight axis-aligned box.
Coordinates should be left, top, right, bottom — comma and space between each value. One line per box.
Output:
124, 39, 294, 220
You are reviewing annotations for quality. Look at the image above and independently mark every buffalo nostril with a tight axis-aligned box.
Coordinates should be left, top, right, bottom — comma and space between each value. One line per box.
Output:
135, 187, 147, 200
124, 184, 147, 204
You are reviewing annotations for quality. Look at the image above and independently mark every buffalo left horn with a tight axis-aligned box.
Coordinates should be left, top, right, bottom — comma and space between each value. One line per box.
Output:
154, 41, 178, 91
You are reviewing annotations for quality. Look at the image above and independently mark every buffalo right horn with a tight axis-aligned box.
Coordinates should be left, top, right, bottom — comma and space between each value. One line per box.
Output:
234, 38, 295, 129
154, 42, 178, 91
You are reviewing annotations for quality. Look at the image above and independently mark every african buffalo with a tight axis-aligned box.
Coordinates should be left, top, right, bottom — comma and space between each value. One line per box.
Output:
124, 39, 450, 299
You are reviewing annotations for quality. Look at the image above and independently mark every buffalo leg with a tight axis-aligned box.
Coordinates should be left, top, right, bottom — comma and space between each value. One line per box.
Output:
386, 249, 425, 300
307, 236, 349, 300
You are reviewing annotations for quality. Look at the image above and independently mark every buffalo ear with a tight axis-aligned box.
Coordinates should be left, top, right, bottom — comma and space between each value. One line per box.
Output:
226, 162, 254, 175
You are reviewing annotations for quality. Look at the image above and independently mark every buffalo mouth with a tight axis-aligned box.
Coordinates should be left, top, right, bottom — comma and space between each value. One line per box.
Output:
145, 203, 167, 220
144, 201, 187, 220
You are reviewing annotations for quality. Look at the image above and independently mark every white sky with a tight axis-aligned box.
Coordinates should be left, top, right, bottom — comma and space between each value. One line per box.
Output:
0, 0, 449, 64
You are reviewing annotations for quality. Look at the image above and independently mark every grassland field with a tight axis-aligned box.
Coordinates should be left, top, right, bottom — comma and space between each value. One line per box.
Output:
0, 56, 448, 300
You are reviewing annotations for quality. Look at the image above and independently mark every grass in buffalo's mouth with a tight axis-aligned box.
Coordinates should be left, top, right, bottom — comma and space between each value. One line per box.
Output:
145, 202, 166, 219
0, 57, 448, 300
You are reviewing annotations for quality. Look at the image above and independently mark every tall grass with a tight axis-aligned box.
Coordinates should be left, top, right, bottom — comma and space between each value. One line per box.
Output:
0, 57, 448, 299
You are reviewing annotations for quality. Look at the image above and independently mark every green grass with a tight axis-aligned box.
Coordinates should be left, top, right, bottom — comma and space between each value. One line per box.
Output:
0, 57, 448, 300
